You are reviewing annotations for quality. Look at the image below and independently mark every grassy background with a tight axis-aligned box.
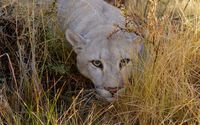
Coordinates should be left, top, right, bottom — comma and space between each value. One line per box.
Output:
0, 0, 200, 124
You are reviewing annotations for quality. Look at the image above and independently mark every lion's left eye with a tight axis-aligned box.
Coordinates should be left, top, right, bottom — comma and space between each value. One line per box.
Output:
90, 60, 103, 69
119, 58, 131, 69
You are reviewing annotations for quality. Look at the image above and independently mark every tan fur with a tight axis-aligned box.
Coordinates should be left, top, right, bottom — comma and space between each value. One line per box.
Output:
57, 0, 143, 101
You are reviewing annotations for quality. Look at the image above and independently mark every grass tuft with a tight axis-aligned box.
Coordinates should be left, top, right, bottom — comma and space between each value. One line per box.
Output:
0, 0, 200, 124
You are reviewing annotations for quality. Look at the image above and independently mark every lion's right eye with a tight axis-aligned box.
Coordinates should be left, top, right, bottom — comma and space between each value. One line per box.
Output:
119, 58, 131, 69
90, 60, 103, 69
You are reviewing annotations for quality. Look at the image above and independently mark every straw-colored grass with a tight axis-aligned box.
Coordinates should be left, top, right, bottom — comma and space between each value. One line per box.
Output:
0, 0, 200, 124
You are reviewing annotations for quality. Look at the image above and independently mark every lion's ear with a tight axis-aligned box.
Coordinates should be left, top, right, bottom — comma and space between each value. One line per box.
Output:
127, 33, 143, 53
65, 29, 90, 53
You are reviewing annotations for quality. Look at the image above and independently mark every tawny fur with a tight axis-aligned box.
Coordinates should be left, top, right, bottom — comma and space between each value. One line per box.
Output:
57, 0, 142, 101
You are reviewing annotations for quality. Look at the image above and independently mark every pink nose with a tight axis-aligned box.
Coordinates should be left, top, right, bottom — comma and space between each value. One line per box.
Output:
104, 87, 122, 95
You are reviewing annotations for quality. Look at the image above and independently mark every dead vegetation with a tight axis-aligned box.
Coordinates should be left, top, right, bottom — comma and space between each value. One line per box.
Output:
0, 0, 200, 124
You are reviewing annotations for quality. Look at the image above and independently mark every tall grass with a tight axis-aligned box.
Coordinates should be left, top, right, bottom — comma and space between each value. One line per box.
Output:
0, 0, 200, 124
114, 0, 200, 124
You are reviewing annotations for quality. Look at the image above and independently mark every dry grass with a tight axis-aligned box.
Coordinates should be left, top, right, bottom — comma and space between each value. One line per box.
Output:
0, 0, 200, 124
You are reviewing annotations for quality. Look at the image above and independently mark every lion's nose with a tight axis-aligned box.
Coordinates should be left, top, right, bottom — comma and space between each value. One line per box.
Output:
104, 87, 122, 95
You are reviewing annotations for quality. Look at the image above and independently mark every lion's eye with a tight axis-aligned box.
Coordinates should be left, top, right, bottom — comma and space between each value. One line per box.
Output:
91, 60, 103, 69
119, 58, 131, 69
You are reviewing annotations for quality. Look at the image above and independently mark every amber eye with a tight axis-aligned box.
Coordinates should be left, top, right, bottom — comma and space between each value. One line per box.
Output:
119, 58, 131, 69
90, 60, 103, 69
